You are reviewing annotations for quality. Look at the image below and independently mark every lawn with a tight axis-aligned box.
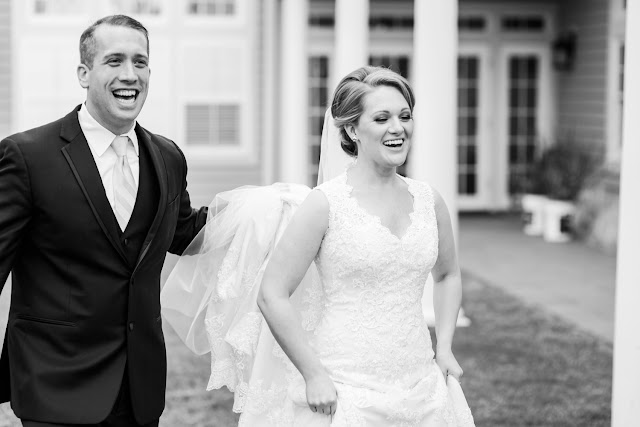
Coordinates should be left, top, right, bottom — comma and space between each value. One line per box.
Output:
457, 273, 612, 426
0, 273, 612, 426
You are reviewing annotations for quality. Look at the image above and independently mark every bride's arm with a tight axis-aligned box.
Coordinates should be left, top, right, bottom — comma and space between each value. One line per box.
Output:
430, 188, 464, 381
256, 189, 337, 416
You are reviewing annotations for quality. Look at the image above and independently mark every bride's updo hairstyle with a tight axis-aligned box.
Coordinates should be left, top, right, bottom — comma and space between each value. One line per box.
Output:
331, 66, 415, 157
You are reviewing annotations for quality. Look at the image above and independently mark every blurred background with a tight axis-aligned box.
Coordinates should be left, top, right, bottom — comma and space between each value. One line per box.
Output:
0, 0, 628, 425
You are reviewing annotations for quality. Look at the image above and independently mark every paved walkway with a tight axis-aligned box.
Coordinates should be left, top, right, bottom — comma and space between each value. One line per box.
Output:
459, 213, 617, 342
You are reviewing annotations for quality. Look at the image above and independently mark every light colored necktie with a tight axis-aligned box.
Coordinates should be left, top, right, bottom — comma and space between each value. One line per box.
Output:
111, 135, 137, 231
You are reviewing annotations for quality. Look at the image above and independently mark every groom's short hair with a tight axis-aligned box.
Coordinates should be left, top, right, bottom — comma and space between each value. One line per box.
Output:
79, 14, 149, 69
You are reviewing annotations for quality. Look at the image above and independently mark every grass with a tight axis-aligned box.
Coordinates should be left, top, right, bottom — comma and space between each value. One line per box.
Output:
159, 321, 239, 427
0, 273, 612, 426
456, 273, 612, 427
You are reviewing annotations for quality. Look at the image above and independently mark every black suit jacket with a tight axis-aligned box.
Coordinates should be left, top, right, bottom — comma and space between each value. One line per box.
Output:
0, 106, 207, 424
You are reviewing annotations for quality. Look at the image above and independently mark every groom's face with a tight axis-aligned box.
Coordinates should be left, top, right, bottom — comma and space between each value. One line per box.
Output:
77, 24, 150, 135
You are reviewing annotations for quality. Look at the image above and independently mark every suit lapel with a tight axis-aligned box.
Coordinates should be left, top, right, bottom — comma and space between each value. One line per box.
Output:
133, 126, 168, 269
59, 107, 128, 264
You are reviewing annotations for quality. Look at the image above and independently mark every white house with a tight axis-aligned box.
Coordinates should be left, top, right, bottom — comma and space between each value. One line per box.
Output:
0, 0, 626, 220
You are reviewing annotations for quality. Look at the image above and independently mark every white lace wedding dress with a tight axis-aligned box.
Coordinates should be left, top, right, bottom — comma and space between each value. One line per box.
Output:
161, 172, 475, 426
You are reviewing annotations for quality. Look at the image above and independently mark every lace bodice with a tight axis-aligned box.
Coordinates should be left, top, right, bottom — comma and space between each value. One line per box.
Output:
312, 172, 439, 391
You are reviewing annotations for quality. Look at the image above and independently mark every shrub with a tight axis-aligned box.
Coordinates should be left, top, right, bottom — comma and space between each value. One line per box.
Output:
533, 140, 603, 201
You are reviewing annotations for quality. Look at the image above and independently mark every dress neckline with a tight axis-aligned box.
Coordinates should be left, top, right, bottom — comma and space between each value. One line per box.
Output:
340, 168, 417, 241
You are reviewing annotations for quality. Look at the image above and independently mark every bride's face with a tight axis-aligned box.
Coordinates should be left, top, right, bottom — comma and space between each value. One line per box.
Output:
349, 85, 414, 169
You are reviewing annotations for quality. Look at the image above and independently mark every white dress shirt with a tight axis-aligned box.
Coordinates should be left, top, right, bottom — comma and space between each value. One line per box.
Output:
78, 104, 140, 211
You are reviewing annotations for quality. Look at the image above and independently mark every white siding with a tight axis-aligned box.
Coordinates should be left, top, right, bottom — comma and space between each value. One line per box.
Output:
557, 0, 610, 148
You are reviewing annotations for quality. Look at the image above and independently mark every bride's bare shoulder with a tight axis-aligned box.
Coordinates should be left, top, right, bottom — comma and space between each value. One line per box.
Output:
301, 189, 330, 216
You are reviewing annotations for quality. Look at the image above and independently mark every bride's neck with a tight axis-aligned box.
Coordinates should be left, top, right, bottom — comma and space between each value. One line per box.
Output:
348, 161, 397, 190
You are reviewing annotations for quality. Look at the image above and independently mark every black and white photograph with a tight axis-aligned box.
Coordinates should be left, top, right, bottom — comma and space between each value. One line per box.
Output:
1, 0, 638, 426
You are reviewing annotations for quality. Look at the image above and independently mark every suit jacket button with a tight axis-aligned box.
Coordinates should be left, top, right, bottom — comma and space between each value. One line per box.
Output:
129, 322, 134, 331
123, 238, 129, 246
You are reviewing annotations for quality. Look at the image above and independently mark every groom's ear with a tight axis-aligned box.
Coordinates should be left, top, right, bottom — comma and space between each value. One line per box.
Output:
77, 63, 90, 89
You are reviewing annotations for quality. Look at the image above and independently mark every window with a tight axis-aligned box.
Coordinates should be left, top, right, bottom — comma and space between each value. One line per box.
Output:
369, 56, 409, 77
369, 16, 413, 30
308, 14, 413, 30
458, 16, 487, 32
457, 56, 480, 195
109, 0, 163, 15
186, 104, 240, 146
187, 0, 235, 16
501, 15, 545, 32
309, 15, 334, 28
507, 56, 539, 194
33, 0, 88, 15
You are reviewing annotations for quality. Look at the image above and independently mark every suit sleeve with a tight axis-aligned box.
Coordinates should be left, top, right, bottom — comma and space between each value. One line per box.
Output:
168, 147, 208, 255
0, 138, 32, 295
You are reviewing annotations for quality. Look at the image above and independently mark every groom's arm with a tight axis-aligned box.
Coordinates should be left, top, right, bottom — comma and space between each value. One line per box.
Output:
0, 137, 32, 294
168, 148, 208, 255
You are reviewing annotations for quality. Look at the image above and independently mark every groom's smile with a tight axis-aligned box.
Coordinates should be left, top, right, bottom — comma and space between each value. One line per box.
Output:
112, 88, 139, 105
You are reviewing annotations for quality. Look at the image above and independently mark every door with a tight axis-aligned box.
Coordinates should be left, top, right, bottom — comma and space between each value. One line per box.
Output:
457, 44, 493, 210
497, 45, 552, 208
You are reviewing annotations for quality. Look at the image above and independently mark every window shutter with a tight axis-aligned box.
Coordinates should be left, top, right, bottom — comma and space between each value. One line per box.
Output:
186, 104, 240, 146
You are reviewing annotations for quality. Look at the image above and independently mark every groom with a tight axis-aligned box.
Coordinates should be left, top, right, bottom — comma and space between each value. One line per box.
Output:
0, 15, 207, 426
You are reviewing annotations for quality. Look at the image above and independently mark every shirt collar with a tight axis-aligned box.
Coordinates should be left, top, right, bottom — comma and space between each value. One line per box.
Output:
78, 103, 139, 157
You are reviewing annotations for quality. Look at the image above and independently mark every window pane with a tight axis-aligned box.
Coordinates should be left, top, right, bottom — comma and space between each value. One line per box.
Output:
466, 173, 476, 194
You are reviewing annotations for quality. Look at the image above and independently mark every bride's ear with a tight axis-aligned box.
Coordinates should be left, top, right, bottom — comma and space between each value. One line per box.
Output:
345, 125, 358, 142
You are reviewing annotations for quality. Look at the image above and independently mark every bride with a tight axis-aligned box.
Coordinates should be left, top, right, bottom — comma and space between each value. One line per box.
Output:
161, 66, 475, 426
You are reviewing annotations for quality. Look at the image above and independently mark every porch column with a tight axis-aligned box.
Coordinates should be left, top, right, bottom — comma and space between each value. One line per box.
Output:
279, 0, 309, 184
412, 1, 468, 327
612, 1, 640, 424
410, 0, 459, 238
333, 0, 369, 88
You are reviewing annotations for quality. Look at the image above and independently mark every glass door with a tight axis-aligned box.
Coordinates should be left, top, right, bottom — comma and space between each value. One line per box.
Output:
497, 45, 552, 207
457, 45, 492, 209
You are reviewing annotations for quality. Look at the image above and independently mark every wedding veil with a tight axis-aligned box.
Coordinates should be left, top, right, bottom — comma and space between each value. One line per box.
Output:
160, 109, 348, 420
317, 108, 354, 185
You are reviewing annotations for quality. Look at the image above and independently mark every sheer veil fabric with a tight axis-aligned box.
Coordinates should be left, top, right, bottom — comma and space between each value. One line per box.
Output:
160, 109, 474, 426
161, 109, 351, 424
317, 109, 355, 185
